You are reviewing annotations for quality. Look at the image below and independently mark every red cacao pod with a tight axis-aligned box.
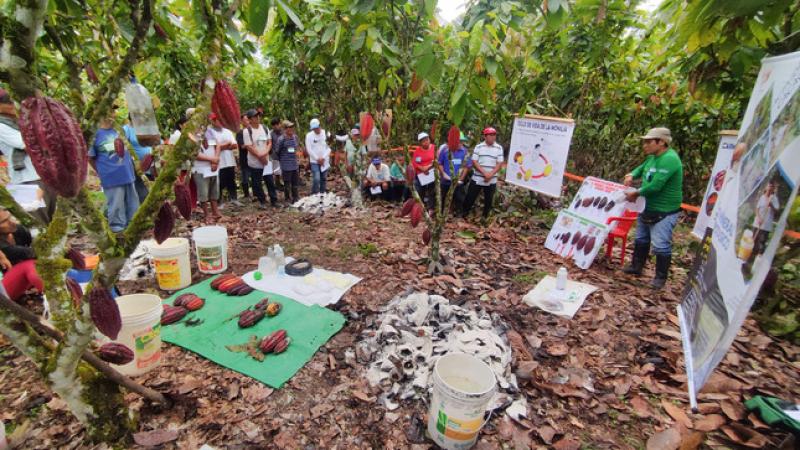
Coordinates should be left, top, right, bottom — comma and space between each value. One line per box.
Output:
114, 138, 126, 157
89, 286, 122, 340
259, 329, 287, 353
399, 198, 415, 218
211, 273, 236, 290
18, 97, 87, 197
360, 113, 374, 141
405, 164, 416, 185
65, 277, 83, 308
430, 120, 438, 144
174, 183, 192, 220
409, 73, 423, 94
273, 337, 290, 354
410, 203, 423, 228
447, 125, 460, 153
66, 247, 86, 270
422, 228, 432, 245
238, 309, 264, 328
140, 153, 154, 172
211, 80, 241, 131
173, 293, 197, 307
185, 297, 204, 311
153, 23, 168, 39
254, 298, 270, 310
98, 342, 134, 365
161, 305, 187, 325
153, 201, 175, 244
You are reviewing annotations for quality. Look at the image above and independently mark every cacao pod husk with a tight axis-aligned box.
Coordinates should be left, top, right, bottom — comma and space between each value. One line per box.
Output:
18, 96, 87, 197
211, 273, 236, 290
259, 329, 287, 353
153, 201, 175, 244
161, 305, 187, 325
266, 302, 281, 317
360, 113, 374, 141
273, 337, 290, 354
238, 309, 264, 328
211, 80, 241, 131
174, 183, 192, 220
447, 125, 460, 153
218, 278, 243, 293
89, 286, 122, 340
233, 285, 254, 296
422, 228, 432, 245
66, 247, 86, 270
114, 138, 126, 158
410, 203, 423, 228
185, 297, 204, 311
140, 153, 154, 172
65, 277, 83, 308
399, 198, 415, 217
98, 342, 134, 365
254, 299, 270, 310
173, 293, 197, 307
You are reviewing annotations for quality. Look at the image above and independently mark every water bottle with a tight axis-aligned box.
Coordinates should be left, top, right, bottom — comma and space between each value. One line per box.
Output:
556, 267, 568, 290
273, 244, 285, 267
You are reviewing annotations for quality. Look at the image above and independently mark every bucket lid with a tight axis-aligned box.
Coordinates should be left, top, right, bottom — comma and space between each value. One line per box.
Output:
192, 225, 228, 240
149, 237, 189, 251
116, 294, 163, 319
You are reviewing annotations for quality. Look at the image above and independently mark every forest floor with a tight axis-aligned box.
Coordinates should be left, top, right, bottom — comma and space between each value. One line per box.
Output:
1, 173, 799, 449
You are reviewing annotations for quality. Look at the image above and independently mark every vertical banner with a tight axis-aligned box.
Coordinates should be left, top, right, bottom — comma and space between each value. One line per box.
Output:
679, 51, 800, 408
691, 131, 739, 238
505, 115, 575, 197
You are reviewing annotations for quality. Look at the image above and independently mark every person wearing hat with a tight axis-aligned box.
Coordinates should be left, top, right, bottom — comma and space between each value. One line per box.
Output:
437, 132, 473, 211
236, 113, 251, 199
412, 132, 436, 207
363, 154, 391, 200
206, 112, 240, 207
345, 128, 367, 175
461, 127, 504, 220
274, 120, 300, 204
622, 127, 683, 290
306, 118, 330, 194
242, 109, 277, 208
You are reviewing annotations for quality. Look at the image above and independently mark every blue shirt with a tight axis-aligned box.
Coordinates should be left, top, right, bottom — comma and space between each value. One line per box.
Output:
437, 145, 472, 182
122, 124, 153, 160
89, 128, 136, 189
276, 134, 299, 172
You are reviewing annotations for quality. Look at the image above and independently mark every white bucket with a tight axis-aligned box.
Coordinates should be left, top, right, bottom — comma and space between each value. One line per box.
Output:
192, 225, 228, 274
149, 238, 192, 291
428, 353, 497, 450
112, 294, 163, 376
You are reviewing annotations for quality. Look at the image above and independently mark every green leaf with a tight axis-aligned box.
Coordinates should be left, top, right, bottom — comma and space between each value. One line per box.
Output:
351, 31, 365, 51
416, 52, 436, 78
456, 230, 477, 240
378, 77, 387, 96
423, 0, 436, 17
275, 0, 304, 31
322, 22, 337, 44
247, 0, 271, 36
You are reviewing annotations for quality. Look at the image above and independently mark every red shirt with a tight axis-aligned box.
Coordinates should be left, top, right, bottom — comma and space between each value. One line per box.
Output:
412, 144, 435, 172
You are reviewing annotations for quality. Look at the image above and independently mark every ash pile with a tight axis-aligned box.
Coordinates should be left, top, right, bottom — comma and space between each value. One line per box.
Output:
358, 292, 519, 410
292, 192, 345, 214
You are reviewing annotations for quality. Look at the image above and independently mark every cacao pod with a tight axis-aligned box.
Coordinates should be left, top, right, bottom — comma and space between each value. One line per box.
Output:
405, 164, 416, 185
153, 23, 168, 39
430, 120, 438, 144
89, 286, 122, 340
211, 273, 236, 290
65, 277, 83, 308
266, 302, 281, 317
273, 337, 290, 354
85, 65, 99, 85
254, 299, 270, 310
161, 305, 187, 325
447, 125, 460, 153
238, 309, 264, 328
211, 80, 241, 131
422, 228, 432, 245
218, 278, 242, 293
153, 201, 175, 244
259, 329, 287, 353
409, 73, 423, 94
98, 342, 134, 365
114, 138, 126, 158
140, 153, 154, 172
66, 247, 86, 270
232, 284, 254, 296
185, 297, 204, 311
18, 97, 87, 197
174, 183, 192, 220
399, 198, 415, 218
173, 293, 197, 307
360, 112, 374, 141
410, 203, 423, 228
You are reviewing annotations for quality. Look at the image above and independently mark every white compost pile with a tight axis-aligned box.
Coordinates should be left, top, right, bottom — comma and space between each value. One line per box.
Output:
358, 292, 518, 410
292, 192, 345, 214
119, 239, 154, 281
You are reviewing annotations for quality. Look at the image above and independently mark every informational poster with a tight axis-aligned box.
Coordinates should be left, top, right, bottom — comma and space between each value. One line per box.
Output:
545, 177, 644, 269
505, 115, 575, 197
679, 51, 800, 408
691, 131, 739, 238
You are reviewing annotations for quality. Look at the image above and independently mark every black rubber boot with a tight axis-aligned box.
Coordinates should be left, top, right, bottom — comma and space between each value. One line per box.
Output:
651, 254, 671, 290
623, 242, 649, 275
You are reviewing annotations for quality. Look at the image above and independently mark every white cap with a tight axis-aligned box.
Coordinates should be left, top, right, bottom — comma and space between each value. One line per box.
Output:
417, 132, 429, 141
310, 118, 320, 129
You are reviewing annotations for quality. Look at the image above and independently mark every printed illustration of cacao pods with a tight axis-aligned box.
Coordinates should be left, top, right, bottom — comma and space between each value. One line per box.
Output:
153, 201, 175, 244
173, 293, 197, 307
66, 247, 86, 270
89, 286, 122, 340
273, 337, 290, 354
266, 302, 281, 317
410, 203, 423, 228
360, 112, 375, 141
114, 138, 126, 157
211, 80, 241, 131
185, 297, 204, 311
174, 183, 192, 220
399, 198, 415, 217
18, 96, 87, 198
65, 277, 83, 308
98, 342, 134, 365
422, 228, 432, 245
238, 309, 265, 328
447, 125, 460, 152
161, 305, 187, 325
259, 329, 287, 353
140, 153, 154, 172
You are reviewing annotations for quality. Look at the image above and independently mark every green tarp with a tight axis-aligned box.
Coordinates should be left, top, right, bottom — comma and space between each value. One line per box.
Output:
161, 278, 345, 388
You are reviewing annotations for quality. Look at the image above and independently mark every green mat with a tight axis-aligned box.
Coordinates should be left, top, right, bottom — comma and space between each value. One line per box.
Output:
161, 277, 346, 388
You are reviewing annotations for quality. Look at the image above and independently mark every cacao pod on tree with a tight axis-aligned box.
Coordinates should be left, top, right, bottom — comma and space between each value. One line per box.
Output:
398, 198, 415, 218
360, 113, 374, 141
65, 277, 83, 308
447, 125, 460, 152
174, 183, 192, 220
18, 96, 87, 198
85, 65, 99, 85
97, 342, 134, 365
410, 203, 423, 228
211, 80, 241, 131
140, 153, 154, 172
66, 247, 86, 270
89, 286, 122, 340
422, 228, 432, 245
153, 201, 175, 244
405, 164, 416, 185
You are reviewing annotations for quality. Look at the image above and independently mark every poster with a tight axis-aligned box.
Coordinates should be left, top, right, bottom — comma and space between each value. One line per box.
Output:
545, 177, 644, 269
505, 115, 575, 197
679, 51, 800, 408
691, 131, 739, 238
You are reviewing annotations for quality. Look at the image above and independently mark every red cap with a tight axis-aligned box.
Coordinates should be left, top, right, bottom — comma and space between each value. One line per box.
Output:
209, 112, 219, 120
483, 127, 497, 136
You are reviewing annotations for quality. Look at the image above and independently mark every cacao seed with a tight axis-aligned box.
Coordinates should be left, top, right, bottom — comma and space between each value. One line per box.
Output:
266, 302, 281, 317
211, 80, 241, 131
410, 203, 423, 228
174, 183, 192, 220
18, 96, 88, 197
238, 309, 265, 328
153, 201, 175, 244
98, 342, 134, 365
89, 286, 122, 340
161, 305, 187, 325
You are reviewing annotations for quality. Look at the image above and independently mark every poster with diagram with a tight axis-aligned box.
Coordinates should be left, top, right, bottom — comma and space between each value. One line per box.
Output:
505, 115, 575, 197
691, 131, 739, 238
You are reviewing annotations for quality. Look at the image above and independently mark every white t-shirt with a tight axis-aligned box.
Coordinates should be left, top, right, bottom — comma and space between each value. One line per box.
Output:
243, 125, 270, 169
754, 192, 780, 232
366, 163, 391, 182
0, 122, 39, 184
471, 142, 504, 186
206, 127, 236, 169
305, 129, 328, 162
193, 142, 218, 177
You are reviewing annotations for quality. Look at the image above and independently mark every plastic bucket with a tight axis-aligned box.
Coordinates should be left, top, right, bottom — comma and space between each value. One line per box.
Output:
112, 294, 163, 376
192, 226, 228, 274
149, 238, 192, 291
428, 353, 497, 450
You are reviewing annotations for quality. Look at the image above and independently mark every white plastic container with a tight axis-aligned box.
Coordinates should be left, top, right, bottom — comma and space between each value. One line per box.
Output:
113, 294, 163, 376
737, 229, 754, 260
149, 238, 191, 291
556, 267, 568, 290
193, 225, 228, 274
428, 353, 497, 450
125, 80, 161, 146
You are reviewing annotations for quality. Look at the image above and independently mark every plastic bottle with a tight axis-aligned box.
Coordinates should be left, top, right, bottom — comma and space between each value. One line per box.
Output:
737, 229, 754, 260
556, 267, 568, 290
125, 77, 161, 146
273, 244, 285, 267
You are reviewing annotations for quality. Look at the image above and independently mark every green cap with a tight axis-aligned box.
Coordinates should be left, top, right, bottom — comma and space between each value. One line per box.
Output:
460, 132, 468, 142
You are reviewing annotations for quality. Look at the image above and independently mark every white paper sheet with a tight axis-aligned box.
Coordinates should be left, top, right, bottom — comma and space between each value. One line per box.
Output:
522, 275, 597, 319
262, 160, 274, 176
417, 170, 435, 186
370, 186, 382, 195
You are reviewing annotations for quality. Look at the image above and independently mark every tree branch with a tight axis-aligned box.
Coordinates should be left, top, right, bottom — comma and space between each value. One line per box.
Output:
43, 23, 86, 111
0, 0, 48, 100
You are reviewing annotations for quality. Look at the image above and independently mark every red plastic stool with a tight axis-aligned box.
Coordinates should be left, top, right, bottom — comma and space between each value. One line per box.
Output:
605, 210, 638, 266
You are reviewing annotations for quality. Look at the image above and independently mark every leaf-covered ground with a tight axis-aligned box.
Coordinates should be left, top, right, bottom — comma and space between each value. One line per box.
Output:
1, 174, 799, 449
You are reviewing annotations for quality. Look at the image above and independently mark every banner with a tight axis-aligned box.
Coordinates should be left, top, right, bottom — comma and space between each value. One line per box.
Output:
691, 131, 739, 238
505, 115, 574, 197
545, 177, 644, 269
679, 51, 800, 408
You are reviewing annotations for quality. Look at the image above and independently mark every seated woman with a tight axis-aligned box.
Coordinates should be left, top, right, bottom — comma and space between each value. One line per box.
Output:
0, 209, 42, 302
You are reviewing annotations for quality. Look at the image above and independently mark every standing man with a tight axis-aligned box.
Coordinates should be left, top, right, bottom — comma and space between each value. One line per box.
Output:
437, 132, 472, 211
193, 117, 222, 221
275, 120, 300, 204
207, 113, 240, 207
236, 113, 250, 200
461, 127, 504, 221
122, 116, 157, 203
306, 118, 329, 194
242, 109, 277, 208
622, 127, 683, 290
748, 179, 780, 266
269, 118, 283, 189
345, 128, 367, 175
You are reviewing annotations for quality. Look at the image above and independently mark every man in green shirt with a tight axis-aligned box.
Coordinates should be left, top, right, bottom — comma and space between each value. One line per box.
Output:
622, 127, 683, 290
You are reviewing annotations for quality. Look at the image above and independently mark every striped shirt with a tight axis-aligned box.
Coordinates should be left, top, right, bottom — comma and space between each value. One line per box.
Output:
471, 142, 504, 186
275, 134, 299, 172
